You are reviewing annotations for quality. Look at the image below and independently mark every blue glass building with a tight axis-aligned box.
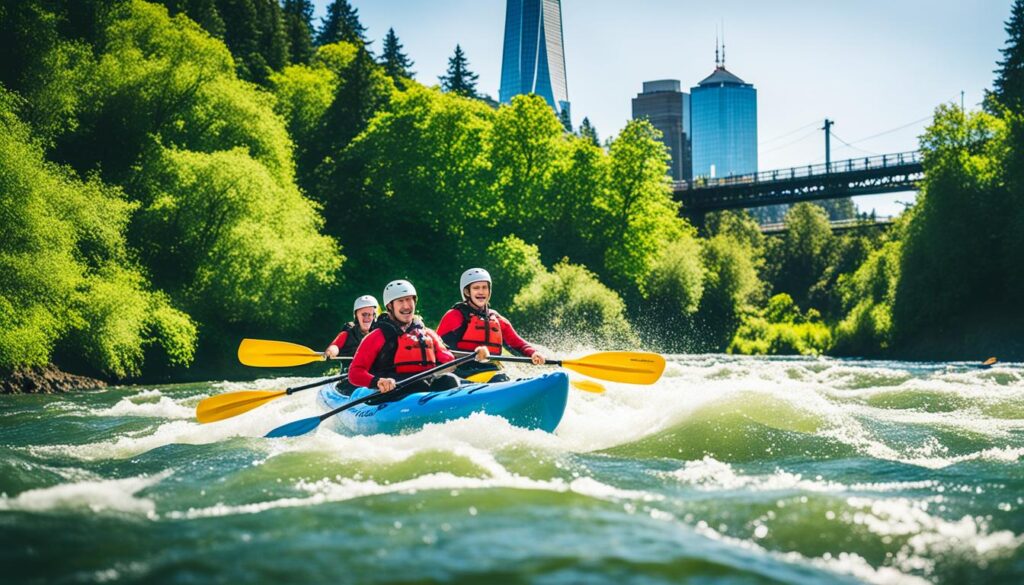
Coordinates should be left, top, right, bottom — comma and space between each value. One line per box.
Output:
690, 66, 757, 179
499, 0, 570, 122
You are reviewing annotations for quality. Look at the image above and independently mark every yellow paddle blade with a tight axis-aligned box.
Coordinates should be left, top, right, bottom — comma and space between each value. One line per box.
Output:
983, 357, 998, 367
465, 371, 500, 383
196, 390, 287, 423
238, 338, 324, 367
560, 352, 666, 385
570, 379, 606, 393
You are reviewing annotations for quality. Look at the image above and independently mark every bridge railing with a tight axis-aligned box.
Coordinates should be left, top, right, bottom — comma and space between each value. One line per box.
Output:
673, 151, 922, 191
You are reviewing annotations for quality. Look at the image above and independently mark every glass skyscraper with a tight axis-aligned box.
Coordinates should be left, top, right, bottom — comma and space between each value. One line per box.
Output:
499, 0, 570, 122
690, 66, 757, 179
632, 80, 691, 181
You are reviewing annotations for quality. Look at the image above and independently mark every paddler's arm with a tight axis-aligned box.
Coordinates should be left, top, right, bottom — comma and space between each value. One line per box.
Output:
349, 330, 395, 391
436, 309, 464, 348
323, 330, 349, 359
497, 314, 545, 365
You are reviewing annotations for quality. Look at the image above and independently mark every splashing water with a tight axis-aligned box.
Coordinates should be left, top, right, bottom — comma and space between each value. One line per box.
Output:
2, 355, 1022, 584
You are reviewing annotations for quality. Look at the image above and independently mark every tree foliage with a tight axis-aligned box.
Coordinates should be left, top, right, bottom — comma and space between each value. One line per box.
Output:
0, 90, 196, 378
380, 27, 415, 85
439, 44, 479, 98
992, 0, 1024, 112
509, 262, 639, 349
316, 0, 366, 47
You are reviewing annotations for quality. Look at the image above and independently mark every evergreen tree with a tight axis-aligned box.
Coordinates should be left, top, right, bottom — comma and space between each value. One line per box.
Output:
992, 0, 1024, 111
579, 117, 600, 146
559, 106, 572, 132
380, 27, 415, 84
282, 0, 314, 64
439, 44, 479, 98
160, 0, 226, 38
253, 0, 289, 72
316, 0, 367, 47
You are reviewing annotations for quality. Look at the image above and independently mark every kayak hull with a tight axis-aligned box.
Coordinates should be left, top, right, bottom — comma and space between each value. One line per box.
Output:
315, 371, 569, 435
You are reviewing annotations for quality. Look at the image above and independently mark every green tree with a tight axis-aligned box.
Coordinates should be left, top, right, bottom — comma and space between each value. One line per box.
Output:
282, 0, 314, 64
439, 44, 479, 98
559, 106, 572, 133
991, 0, 1024, 111
332, 86, 492, 318
380, 27, 415, 85
487, 94, 565, 240
316, 0, 366, 47
0, 91, 196, 378
600, 118, 688, 292
482, 236, 546, 311
579, 116, 600, 147
509, 261, 639, 348
891, 105, 1017, 357
769, 202, 835, 308
640, 237, 705, 351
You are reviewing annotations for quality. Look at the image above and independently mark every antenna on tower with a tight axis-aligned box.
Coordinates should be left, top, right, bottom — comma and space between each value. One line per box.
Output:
715, 30, 720, 68
721, 20, 726, 67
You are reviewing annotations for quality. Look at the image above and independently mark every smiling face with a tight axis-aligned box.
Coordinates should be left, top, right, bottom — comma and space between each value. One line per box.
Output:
465, 281, 491, 309
388, 295, 417, 325
354, 307, 376, 331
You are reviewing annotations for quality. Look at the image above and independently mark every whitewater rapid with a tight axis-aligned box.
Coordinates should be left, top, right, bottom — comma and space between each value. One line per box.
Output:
2, 354, 1022, 584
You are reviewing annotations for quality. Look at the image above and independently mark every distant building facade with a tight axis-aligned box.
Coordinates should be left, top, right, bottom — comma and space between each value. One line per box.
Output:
632, 79, 691, 181
499, 0, 571, 123
690, 65, 757, 179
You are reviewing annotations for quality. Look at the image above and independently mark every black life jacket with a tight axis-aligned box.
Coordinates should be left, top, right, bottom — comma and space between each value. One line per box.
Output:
442, 302, 503, 354
371, 315, 438, 377
337, 321, 370, 357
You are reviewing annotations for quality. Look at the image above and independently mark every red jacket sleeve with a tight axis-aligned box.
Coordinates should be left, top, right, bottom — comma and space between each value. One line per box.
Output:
498, 315, 535, 356
327, 330, 349, 351
347, 329, 385, 388
429, 329, 455, 363
436, 309, 464, 347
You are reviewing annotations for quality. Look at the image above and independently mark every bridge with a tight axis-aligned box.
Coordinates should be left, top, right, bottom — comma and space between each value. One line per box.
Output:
672, 151, 923, 215
760, 215, 894, 235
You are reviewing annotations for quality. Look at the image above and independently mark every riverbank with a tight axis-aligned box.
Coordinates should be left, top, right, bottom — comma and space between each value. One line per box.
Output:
0, 365, 106, 394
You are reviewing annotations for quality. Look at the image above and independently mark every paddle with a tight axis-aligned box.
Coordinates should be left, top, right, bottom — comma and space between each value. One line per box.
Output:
195, 374, 347, 423
264, 354, 478, 438
463, 369, 606, 393
453, 350, 666, 385
237, 338, 355, 368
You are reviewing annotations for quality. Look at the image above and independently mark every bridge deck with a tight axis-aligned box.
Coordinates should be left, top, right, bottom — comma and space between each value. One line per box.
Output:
673, 151, 923, 214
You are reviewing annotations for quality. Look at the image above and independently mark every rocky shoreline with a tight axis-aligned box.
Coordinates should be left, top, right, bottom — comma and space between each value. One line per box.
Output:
0, 365, 107, 394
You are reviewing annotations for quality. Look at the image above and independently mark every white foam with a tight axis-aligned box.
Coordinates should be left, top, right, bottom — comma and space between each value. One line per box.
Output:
0, 472, 168, 516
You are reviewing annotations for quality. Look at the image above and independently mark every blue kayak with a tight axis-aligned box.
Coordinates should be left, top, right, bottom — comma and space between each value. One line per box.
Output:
315, 371, 569, 435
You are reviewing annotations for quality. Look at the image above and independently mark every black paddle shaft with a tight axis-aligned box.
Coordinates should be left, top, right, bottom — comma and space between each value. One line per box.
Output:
452, 352, 562, 366
317, 354, 477, 421
286, 374, 347, 395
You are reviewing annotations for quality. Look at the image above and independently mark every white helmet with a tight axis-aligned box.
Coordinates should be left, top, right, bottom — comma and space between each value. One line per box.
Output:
460, 268, 492, 297
352, 295, 378, 315
383, 279, 417, 307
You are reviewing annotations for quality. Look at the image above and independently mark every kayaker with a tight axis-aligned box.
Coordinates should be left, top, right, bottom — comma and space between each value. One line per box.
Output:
348, 279, 489, 394
323, 295, 379, 359
436, 268, 545, 382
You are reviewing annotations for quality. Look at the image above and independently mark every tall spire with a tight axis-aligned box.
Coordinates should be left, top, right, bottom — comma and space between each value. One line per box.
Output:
715, 33, 720, 68
721, 21, 726, 68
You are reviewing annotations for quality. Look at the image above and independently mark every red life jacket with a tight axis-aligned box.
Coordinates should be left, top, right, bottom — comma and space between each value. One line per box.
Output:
371, 316, 438, 376
448, 302, 503, 354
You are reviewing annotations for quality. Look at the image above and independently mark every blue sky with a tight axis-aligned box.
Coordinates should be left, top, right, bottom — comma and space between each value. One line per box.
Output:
312, 1, 1010, 215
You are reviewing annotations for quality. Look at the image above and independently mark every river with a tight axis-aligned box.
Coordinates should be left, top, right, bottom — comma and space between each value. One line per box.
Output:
2, 355, 1022, 584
